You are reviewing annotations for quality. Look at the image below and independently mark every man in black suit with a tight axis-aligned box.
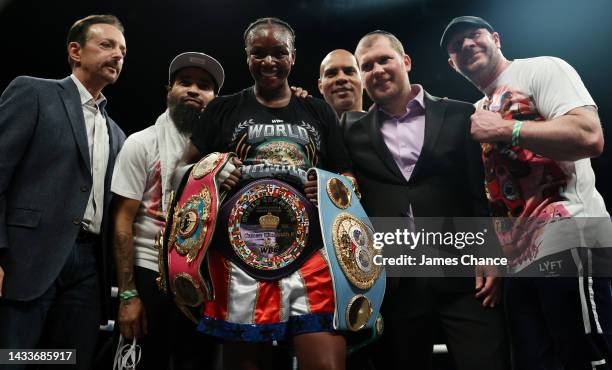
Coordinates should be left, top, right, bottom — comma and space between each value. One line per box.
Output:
0, 14, 126, 370
344, 30, 509, 370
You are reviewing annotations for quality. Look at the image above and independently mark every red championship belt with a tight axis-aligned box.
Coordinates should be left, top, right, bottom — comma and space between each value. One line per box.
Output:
157, 152, 234, 322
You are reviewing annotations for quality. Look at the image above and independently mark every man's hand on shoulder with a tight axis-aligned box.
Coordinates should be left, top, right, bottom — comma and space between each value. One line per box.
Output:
290, 86, 310, 98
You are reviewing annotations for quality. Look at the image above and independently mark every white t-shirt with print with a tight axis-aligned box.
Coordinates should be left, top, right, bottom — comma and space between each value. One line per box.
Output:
111, 122, 189, 272
477, 57, 611, 271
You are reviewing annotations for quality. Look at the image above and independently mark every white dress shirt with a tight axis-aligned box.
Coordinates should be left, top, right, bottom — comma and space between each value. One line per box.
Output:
70, 74, 109, 234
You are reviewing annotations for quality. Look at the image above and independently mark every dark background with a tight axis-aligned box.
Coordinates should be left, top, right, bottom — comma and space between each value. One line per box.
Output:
1, 0, 609, 209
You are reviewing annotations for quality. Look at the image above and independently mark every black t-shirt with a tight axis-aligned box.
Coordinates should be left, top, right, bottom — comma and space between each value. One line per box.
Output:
191, 87, 351, 186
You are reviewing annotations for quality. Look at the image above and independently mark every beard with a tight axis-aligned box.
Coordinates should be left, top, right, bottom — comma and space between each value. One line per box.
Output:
457, 48, 499, 85
167, 95, 201, 134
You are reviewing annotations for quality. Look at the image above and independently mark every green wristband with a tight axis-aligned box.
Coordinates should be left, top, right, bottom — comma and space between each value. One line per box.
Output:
119, 289, 139, 300
511, 120, 523, 146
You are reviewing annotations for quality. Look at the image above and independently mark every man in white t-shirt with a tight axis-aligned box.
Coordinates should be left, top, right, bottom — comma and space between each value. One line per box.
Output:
111, 52, 224, 370
441, 16, 612, 369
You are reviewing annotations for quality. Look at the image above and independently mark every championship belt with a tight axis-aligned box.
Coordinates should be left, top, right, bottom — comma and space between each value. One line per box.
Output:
157, 152, 234, 322
216, 179, 321, 280
310, 168, 386, 332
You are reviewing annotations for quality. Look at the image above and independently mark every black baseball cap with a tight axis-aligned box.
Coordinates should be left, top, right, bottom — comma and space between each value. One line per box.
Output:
168, 52, 225, 94
440, 16, 494, 49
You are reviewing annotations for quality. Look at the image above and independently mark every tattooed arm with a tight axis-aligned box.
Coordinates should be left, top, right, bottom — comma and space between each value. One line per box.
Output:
112, 195, 148, 339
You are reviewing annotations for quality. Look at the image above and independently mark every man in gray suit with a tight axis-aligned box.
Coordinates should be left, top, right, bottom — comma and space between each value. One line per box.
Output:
0, 14, 126, 369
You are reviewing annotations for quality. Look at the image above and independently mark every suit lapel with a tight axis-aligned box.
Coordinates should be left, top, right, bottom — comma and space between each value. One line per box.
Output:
367, 108, 407, 182
59, 77, 91, 173
408, 92, 446, 184
103, 112, 116, 193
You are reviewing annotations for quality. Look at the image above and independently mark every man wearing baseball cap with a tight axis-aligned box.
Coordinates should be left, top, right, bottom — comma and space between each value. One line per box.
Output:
111, 52, 224, 370
441, 16, 612, 369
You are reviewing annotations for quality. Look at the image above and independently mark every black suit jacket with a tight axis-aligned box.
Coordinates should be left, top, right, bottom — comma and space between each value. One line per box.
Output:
342, 91, 493, 291
0, 76, 125, 321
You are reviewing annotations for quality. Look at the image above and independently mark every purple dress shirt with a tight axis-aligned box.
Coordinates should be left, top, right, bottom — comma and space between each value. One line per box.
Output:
379, 84, 426, 181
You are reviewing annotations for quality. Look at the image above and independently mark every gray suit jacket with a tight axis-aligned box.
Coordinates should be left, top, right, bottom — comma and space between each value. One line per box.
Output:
0, 76, 125, 314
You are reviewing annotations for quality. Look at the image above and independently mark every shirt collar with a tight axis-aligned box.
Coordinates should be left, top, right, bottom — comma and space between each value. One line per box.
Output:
482, 60, 515, 98
379, 84, 425, 120
69, 74, 107, 110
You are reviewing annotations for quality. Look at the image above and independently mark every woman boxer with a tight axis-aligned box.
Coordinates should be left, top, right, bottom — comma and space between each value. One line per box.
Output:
183, 17, 351, 370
